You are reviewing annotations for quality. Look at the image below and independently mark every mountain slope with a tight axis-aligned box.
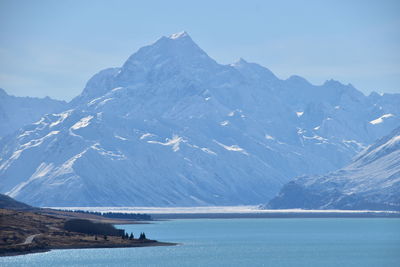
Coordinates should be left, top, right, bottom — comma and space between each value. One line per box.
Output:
0, 32, 399, 207
265, 127, 400, 210
0, 88, 67, 138
0, 193, 32, 210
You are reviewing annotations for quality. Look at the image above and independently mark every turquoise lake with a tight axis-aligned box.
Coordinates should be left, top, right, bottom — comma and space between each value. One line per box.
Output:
1, 218, 399, 266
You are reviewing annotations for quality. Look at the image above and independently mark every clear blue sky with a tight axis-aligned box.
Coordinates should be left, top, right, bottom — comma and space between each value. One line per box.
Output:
0, 0, 399, 100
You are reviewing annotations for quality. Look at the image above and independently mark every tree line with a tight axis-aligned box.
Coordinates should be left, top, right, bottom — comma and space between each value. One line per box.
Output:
60, 209, 152, 221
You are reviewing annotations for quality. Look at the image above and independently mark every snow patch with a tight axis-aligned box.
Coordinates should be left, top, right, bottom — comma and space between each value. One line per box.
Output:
115, 135, 128, 141
91, 143, 127, 160
169, 31, 188, 39
17, 130, 35, 139
201, 147, 217, 156
33, 117, 46, 125
111, 87, 123, 92
296, 111, 304, 117
220, 120, 229, 126
71, 116, 94, 130
148, 135, 184, 152
214, 140, 248, 155
342, 140, 366, 150
265, 134, 275, 140
140, 133, 155, 140
98, 98, 113, 106
303, 135, 329, 144
369, 114, 394, 125
50, 110, 72, 128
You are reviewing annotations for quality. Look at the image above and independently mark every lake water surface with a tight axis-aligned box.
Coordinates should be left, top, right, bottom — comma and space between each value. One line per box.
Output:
1, 218, 399, 266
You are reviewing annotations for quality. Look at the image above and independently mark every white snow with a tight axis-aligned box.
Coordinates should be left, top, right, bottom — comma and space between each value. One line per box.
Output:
201, 147, 217, 155
265, 134, 275, 140
111, 87, 123, 92
214, 140, 248, 155
91, 143, 127, 160
220, 120, 229, 126
17, 130, 35, 139
50, 110, 71, 128
33, 118, 46, 125
342, 139, 366, 150
70, 116, 94, 130
98, 98, 113, 106
148, 135, 184, 152
88, 97, 103, 106
303, 135, 328, 143
169, 31, 188, 39
114, 135, 128, 141
369, 114, 394, 125
140, 133, 155, 140
296, 111, 304, 117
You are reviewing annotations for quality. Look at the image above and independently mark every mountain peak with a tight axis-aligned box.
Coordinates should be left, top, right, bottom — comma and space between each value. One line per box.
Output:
112, 31, 221, 88
230, 58, 249, 67
231, 58, 278, 82
323, 79, 344, 87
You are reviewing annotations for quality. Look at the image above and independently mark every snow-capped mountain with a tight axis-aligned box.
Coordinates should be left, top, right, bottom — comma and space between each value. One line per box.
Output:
265, 126, 400, 210
0, 32, 399, 207
0, 88, 66, 138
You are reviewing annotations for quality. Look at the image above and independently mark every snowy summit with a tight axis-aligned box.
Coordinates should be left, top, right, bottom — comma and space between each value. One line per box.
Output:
168, 31, 189, 39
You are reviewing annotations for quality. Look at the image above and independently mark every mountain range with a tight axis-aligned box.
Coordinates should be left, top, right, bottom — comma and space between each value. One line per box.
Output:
0, 32, 399, 207
265, 126, 400, 210
0, 88, 66, 138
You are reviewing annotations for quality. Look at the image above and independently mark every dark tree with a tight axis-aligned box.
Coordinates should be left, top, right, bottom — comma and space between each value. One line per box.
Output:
139, 232, 146, 240
125, 233, 129, 239
129, 233, 134, 240
103, 235, 108, 240
95, 235, 98, 240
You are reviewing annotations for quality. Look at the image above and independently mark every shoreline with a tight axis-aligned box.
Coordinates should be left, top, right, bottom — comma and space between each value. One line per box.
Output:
0, 208, 176, 258
150, 212, 400, 219
0, 241, 177, 257
48, 206, 400, 219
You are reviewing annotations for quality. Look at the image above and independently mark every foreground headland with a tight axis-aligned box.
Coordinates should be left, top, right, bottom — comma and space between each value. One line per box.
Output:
0, 208, 175, 257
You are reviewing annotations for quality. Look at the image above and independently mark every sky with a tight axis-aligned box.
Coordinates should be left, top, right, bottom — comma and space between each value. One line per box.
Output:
0, 0, 399, 101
